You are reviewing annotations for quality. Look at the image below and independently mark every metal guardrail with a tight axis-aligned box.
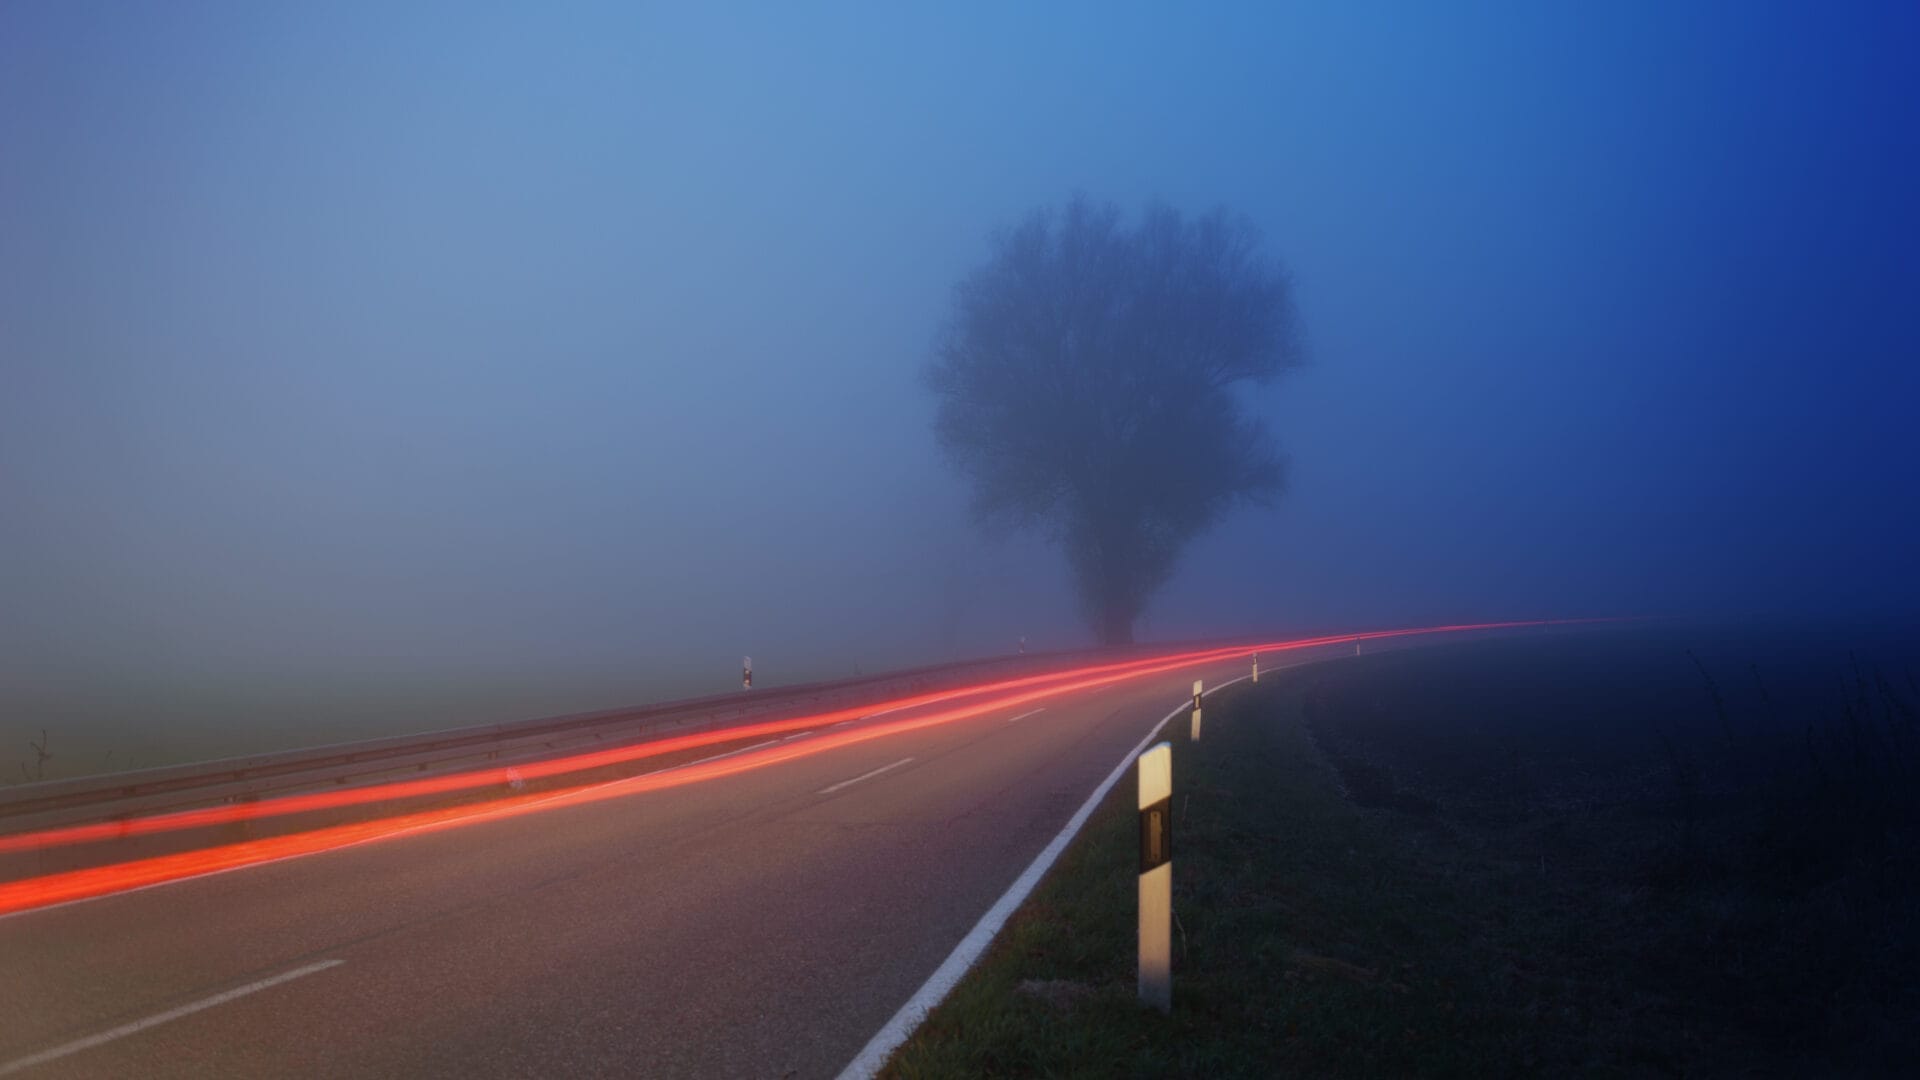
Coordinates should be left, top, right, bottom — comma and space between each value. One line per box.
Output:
0, 643, 1215, 834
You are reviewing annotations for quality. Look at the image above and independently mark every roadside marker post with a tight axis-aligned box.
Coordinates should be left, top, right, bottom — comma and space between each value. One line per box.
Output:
743, 656, 753, 691
1190, 679, 1203, 741
1137, 741, 1173, 1013
1251, 653, 1259, 683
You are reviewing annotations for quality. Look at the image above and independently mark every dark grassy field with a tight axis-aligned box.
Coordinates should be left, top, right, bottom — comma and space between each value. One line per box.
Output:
1303, 623, 1920, 1075
884, 621, 1920, 1077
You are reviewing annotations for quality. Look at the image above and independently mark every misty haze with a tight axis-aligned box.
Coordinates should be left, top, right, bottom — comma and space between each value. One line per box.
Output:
3, 4, 1916, 1077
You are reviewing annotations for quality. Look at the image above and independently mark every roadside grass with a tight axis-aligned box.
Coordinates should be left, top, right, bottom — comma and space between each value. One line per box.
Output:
881, 638, 1920, 1078
1296, 640, 1920, 1075
882, 677, 1555, 1079
1639, 655, 1920, 1069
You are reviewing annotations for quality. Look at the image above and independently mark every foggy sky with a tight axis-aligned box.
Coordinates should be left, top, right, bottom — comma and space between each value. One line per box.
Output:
4, 2, 1917, 701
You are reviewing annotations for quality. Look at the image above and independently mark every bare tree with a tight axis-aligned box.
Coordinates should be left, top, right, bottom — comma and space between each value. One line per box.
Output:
929, 195, 1304, 645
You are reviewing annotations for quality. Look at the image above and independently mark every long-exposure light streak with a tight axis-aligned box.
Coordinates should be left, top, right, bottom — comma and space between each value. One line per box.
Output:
1, 646, 1260, 914
0, 620, 1594, 915
0, 640, 1279, 855
3, 628, 1446, 856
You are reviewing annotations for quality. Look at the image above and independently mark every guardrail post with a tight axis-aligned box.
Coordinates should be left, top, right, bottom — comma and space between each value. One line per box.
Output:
1189, 679, 1203, 741
1138, 741, 1173, 1012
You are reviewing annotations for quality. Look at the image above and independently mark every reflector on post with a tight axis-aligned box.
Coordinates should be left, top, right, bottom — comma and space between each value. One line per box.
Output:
1138, 741, 1172, 1012
1190, 679, 1203, 741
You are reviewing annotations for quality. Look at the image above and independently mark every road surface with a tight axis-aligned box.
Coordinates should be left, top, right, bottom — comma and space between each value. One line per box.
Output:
3, 652, 1286, 1078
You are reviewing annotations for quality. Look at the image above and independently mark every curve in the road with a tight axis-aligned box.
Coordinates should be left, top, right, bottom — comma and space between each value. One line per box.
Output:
0, 621, 1583, 919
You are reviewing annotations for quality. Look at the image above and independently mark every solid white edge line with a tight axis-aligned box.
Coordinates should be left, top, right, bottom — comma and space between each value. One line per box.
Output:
0, 959, 345, 1076
1002, 708, 1045, 724
817, 757, 916, 796
833, 670, 1257, 1080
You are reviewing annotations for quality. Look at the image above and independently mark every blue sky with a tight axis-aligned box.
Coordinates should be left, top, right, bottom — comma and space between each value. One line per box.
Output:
3, 2, 1916, 700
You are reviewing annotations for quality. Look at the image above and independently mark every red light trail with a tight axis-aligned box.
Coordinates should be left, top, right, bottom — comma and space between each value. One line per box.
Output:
1, 640, 1276, 856
0, 620, 1591, 916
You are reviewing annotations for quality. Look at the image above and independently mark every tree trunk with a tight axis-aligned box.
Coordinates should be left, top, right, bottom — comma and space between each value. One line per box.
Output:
1070, 510, 1139, 647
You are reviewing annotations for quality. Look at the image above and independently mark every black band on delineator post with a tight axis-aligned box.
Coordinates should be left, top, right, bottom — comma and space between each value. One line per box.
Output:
1139, 796, 1172, 873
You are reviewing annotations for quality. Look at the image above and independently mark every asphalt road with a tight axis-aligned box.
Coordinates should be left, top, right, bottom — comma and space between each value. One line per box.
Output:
1, 653, 1279, 1078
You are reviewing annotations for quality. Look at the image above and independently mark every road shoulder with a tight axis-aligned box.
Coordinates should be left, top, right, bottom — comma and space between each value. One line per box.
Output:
878, 673, 1542, 1078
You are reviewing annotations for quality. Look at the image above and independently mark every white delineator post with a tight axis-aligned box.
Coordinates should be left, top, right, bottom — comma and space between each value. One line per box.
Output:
1137, 741, 1173, 1012
1189, 679, 1204, 741
743, 655, 753, 690
1252, 653, 1260, 683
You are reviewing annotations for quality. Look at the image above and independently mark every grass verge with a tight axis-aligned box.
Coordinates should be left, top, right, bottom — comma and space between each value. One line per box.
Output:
881, 675, 1542, 1079
882, 634, 1920, 1077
